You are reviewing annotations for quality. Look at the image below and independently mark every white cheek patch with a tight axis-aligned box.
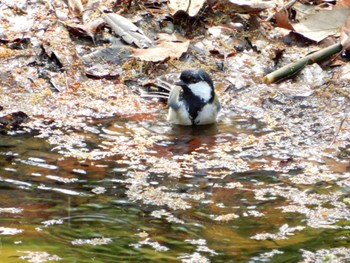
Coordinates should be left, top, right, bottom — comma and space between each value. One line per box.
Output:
188, 81, 212, 102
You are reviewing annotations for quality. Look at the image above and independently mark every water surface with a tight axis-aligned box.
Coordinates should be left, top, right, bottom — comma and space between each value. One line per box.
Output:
0, 112, 349, 262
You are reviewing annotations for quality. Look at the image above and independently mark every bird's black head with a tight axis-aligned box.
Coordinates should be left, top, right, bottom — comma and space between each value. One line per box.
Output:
175, 69, 214, 89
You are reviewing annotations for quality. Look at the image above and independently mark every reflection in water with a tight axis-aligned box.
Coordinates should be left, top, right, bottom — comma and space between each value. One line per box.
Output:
0, 115, 349, 263
164, 124, 221, 154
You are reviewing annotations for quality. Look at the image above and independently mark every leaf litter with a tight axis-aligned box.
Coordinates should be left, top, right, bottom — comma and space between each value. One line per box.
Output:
1, 0, 350, 262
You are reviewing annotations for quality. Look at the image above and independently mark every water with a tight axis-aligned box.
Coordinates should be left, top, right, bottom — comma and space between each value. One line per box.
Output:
0, 112, 349, 263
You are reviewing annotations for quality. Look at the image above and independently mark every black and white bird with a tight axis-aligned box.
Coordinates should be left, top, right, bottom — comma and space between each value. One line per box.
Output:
167, 69, 220, 125
140, 69, 221, 126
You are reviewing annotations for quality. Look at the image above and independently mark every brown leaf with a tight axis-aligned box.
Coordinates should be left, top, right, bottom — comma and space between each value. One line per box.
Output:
133, 33, 190, 62
65, 18, 104, 41
292, 8, 350, 42
157, 32, 188, 42
168, 0, 206, 17
275, 10, 293, 30
67, 0, 84, 17
228, 0, 275, 13
341, 14, 350, 49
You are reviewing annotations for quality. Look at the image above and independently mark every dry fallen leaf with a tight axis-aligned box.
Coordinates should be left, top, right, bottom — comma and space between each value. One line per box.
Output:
168, 0, 206, 17
67, 0, 84, 16
132, 33, 190, 62
228, 0, 275, 13
341, 13, 350, 49
65, 18, 104, 41
102, 13, 153, 48
274, 10, 293, 30
292, 8, 350, 42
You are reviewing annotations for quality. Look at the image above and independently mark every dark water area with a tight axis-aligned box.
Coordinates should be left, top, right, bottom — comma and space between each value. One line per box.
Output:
0, 113, 349, 263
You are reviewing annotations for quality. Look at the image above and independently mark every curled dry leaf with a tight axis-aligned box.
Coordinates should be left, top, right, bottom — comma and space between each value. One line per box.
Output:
68, 0, 84, 16
340, 27, 350, 49
341, 15, 350, 49
274, 10, 293, 30
168, 0, 206, 17
228, 0, 275, 13
65, 18, 105, 42
102, 13, 153, 48
132, 33, 190, 62
292, 8, 350, 42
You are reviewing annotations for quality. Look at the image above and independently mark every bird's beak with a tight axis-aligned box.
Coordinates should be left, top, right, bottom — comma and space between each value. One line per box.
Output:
175, 80, 186, 86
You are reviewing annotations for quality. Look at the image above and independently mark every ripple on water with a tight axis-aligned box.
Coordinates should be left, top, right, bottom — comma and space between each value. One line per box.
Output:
0, 115, 349, 262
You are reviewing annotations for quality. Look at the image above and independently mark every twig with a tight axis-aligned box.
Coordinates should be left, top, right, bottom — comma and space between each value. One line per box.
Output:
330, 104, 350, 146
263, 43, 343, 84
186, 0, 192, 14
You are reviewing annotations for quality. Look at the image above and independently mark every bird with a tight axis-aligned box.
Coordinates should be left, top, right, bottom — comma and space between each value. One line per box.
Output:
167, 69, 221, 126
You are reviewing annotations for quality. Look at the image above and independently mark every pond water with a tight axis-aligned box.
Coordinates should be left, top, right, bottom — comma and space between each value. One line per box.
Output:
0, 108, 349, 263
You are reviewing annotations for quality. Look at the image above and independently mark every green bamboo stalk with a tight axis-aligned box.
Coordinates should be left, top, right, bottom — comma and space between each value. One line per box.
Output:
263, 43, 343, 84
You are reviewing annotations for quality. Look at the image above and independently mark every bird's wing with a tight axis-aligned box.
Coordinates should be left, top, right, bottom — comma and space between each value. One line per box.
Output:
213, 94, 221, 112
139, 90, 169, 99
167, 86, 182, 110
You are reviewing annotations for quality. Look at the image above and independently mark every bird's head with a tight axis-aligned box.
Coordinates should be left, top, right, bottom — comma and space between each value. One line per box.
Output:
175, 69, 215, 103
